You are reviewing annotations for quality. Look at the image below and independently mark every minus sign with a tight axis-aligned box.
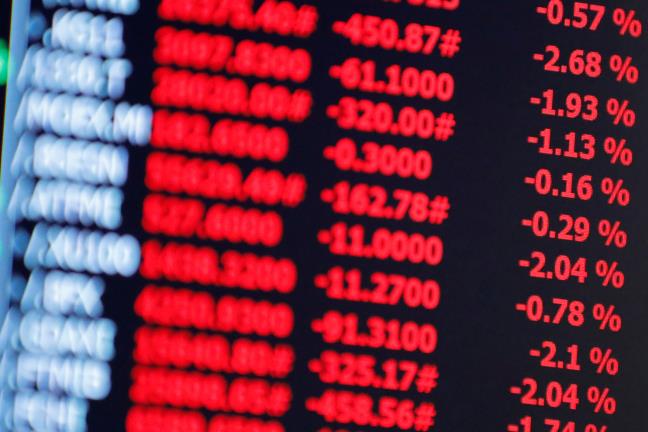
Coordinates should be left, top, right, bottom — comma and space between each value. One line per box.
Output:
510, 386, 522, 395
532, 53, 544, 61
515, 303, 527, 312
521, 219, 532, 227
332, 22, 345, 33
529, 349, 541, 357
524, 177, 535, 184
518, 259, 530, 267
530, 97, 541, 105
536, 6, 548, 14
527, 136, 539, 144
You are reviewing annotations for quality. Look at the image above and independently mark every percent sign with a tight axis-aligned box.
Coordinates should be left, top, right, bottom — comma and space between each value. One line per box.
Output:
606, 98, 636, 127
587, 386, 617, 415
585, 426, 608, 432
590, 347, 620, 376
613, 8, 643, 37
595, 260, 625, 288
603, 137, 633, 166
600, 177, 631, 207
598, 220, 628, 248
592, 304, 623, 332
609, 55, 639, 84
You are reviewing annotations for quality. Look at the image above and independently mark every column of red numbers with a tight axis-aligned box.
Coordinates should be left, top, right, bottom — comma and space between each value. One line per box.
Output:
125, 1, 318, 431
508, 2, 639, 431
308, 1, 460, 431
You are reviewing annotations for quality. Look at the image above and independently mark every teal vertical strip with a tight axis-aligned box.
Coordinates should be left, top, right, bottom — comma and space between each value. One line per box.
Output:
0, 39, 8, 86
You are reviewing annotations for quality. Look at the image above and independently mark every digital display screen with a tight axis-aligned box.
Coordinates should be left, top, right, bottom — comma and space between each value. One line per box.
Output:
1, 1, 648, 431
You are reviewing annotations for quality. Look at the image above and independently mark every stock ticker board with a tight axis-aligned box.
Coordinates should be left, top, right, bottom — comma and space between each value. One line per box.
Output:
1, 0, 648, 431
